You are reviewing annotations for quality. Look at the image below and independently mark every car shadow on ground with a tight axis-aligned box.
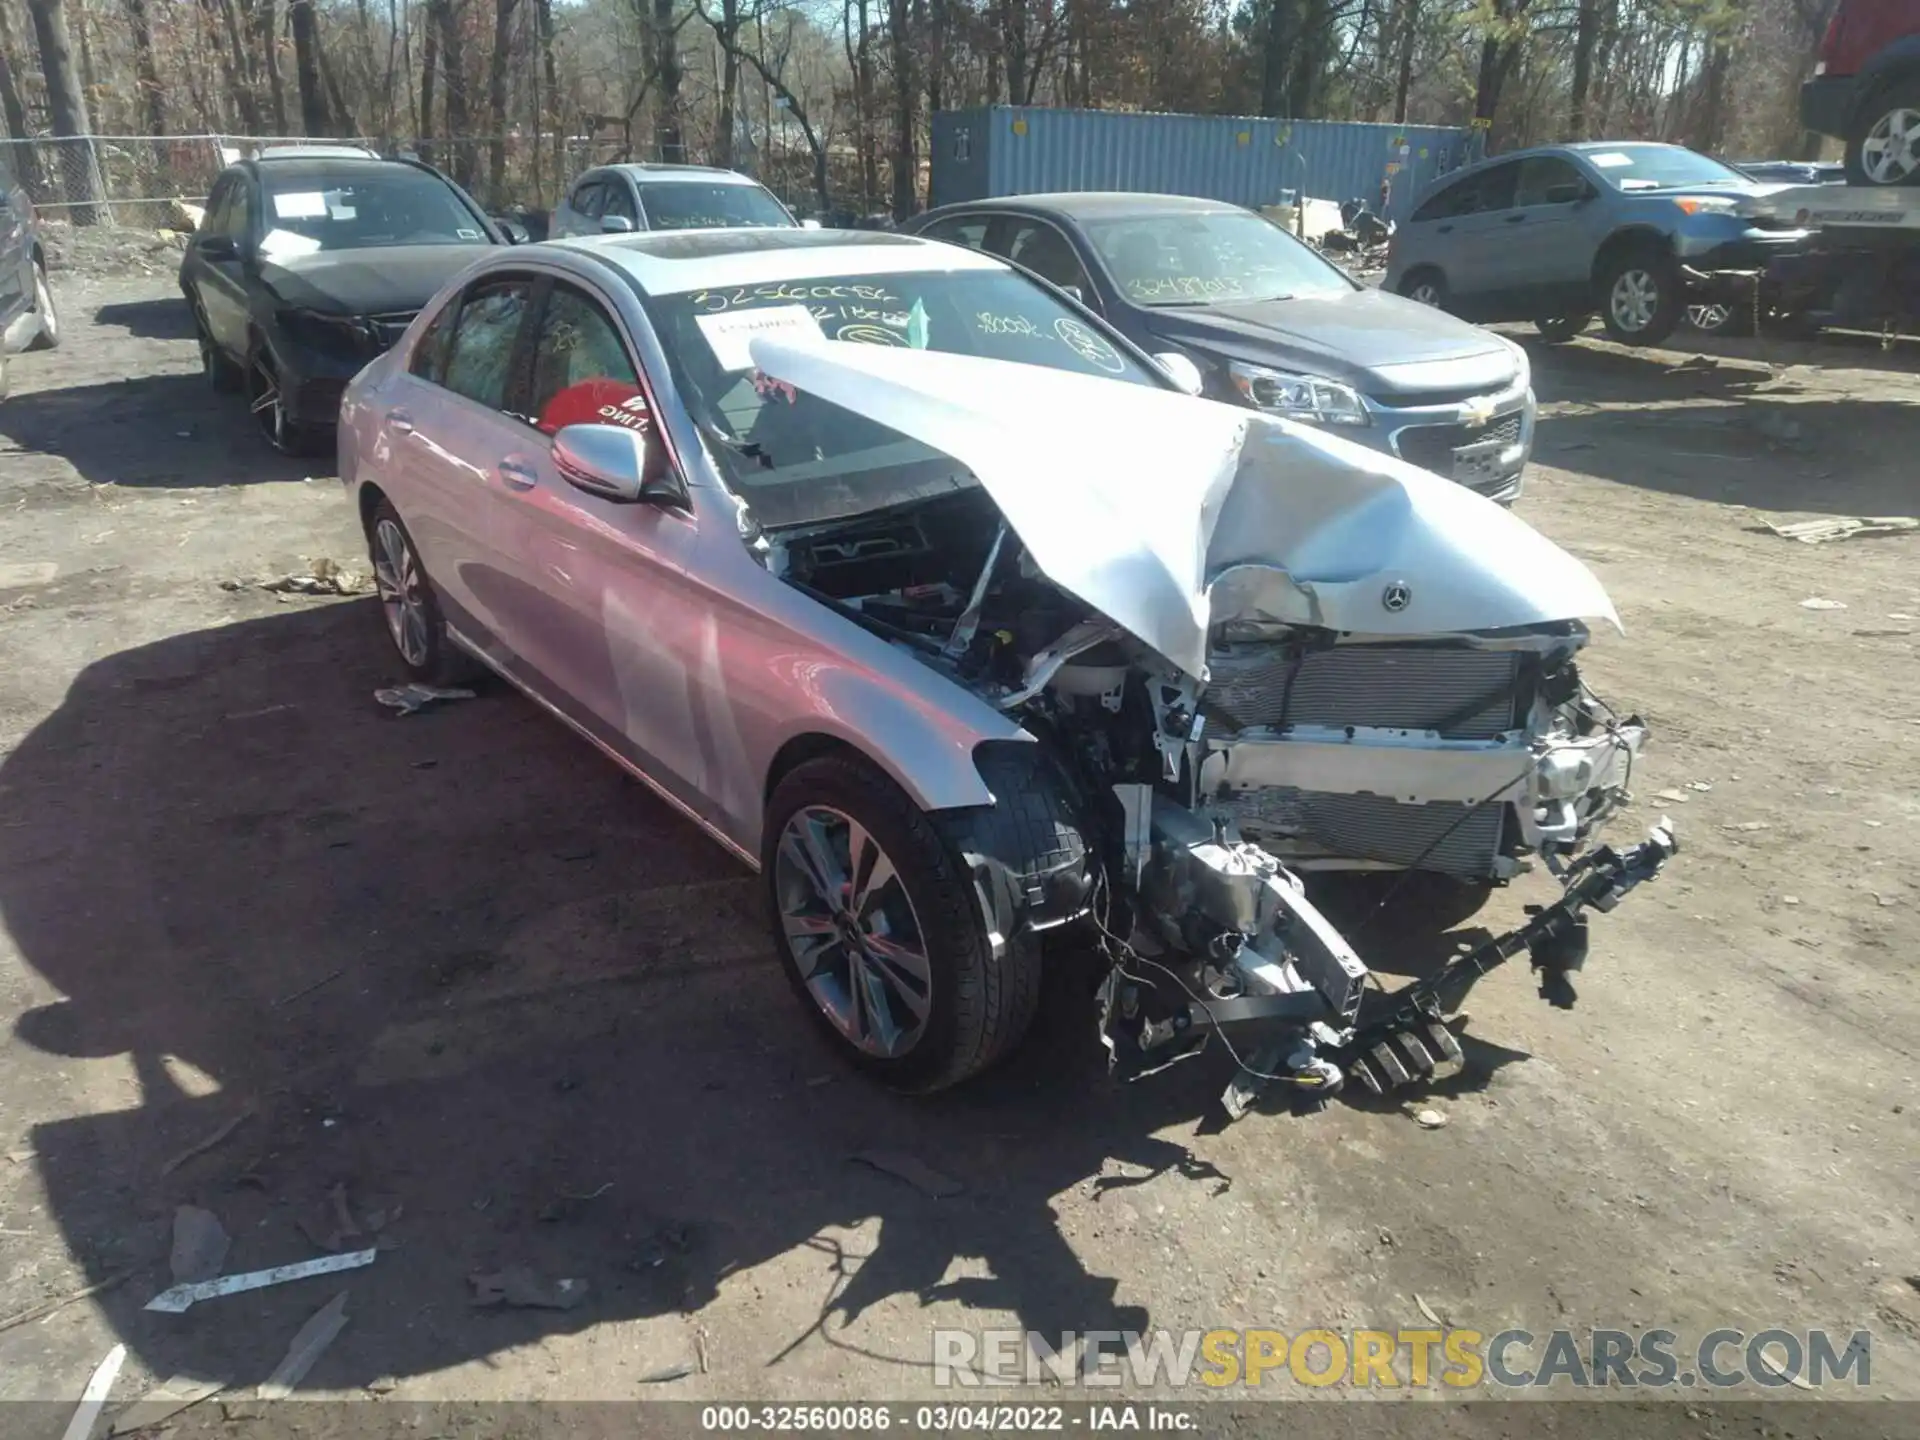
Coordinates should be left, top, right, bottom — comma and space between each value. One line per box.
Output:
0, 600, 1509, 1391
0, 372, 318, 488
1523, 336, 1920, 516
93, 298, 198, 342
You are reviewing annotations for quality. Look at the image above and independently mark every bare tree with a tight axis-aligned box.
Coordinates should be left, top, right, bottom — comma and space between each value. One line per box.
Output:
487, 0, 520, 200
24, 0, 99, 219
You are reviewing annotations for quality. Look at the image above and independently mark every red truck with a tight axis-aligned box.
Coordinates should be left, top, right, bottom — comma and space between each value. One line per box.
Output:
1802, 0, 1920, 184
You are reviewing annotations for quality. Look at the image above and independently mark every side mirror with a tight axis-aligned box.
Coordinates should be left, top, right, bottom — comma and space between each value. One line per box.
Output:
498, 220, 530, 244
1544, 182, 1588, 205
600, 214, 636, 235
1155, 352, 1205, 397
196, 234, 239, 261
551, 423, 679, 505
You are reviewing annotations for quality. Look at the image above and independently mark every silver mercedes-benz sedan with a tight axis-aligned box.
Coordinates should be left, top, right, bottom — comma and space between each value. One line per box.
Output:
337, 228, 1673, 1112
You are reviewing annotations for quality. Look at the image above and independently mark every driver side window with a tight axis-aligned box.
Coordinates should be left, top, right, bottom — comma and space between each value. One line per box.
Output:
441, 279, 533, 415
1000, 220, 1096, 302
601, 182, 638, 225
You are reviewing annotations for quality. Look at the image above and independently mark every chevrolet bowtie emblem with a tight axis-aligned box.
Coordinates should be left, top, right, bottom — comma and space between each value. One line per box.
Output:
1460, 399, 1495, 427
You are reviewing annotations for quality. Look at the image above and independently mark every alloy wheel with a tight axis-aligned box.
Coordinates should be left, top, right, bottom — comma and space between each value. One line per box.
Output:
249, 357, 288, 447
1609, 269, 1659, 333
1862, 108, 1920, 185
774, 804, 932, 1059
1409, 281, 1440, 306
371, 517, 432, 668
1687, 303, 1732, 332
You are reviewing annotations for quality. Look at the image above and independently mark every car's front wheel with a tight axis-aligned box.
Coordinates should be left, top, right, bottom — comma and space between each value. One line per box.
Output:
1847, 77, 1920, 186
1598, 247, 1681, 345
1398, 268, 1448, 309
248, 349, 327, 456
765, 755, 1043, 1093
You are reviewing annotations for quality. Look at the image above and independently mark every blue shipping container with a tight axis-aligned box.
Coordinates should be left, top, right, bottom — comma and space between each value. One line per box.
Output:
929, 106, 1476, 223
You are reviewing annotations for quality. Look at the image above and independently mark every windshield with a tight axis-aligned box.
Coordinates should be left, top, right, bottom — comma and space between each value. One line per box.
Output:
1584, 145, 1749, 190
259, 170, 488, 257
642, 265, 1163, 528
1084, 209, 1354, 306
639, 182, 796, 231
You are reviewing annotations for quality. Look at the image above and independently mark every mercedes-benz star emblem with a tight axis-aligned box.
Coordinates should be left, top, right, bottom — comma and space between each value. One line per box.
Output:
1382, 581, 1411, 613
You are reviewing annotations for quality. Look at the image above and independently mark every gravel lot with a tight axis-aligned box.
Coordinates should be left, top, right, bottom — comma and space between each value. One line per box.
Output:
0, 274, 1915, 1430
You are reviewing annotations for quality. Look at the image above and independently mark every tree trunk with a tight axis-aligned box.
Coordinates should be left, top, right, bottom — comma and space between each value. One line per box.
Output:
1392, 0, 1416, 123
0, 3, 43, 195
124, 0, 168, 135
926, 0, 946, 113
1567, 0, 1597, 139
486, 0, 518, 203
419, 1, 439, 156
201, 0, 265, 131
257, 0, 288, 132
714, 0, 737, 166
436, 0, 475, 182
1260, 0, 1293, 116
290, 0, 333, 134
851, 0, 878, 210
1001, 0, 1027, 108
24, 0, 99, 221
652, 0, 682, 161
888, 0, 914, 218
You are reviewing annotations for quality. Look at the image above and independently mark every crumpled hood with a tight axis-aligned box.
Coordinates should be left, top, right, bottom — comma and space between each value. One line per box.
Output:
258, 244, 496, 315
750, 338, 1619, 680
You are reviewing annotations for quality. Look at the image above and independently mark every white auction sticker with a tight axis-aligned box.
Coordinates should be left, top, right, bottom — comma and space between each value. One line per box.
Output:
695, 304, 824, 372
271, 190, 329, 219
1588, 152, 1633, 168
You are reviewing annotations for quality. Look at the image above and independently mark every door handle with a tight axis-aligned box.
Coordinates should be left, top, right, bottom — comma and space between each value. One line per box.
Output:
385, 408, 414, 435
497, 457, 538, 491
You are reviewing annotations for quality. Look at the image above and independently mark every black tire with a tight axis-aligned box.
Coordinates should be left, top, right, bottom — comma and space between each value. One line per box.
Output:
1845, 76, 1920, 187
194, 303, 242, 393
1534, 313, 1591, 344
763, 754, 1044, 1093
1398, 268, 1447, 309
1597, 245, 1682, 346
364, 498, 475, 686
25, 258, 58, 351
247, 346, 328, 456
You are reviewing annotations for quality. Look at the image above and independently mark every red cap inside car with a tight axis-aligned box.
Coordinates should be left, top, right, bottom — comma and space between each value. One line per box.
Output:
537, 377, 652, 436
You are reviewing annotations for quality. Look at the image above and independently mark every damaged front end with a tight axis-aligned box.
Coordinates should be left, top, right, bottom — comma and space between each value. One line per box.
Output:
749, 338, 1677, 1115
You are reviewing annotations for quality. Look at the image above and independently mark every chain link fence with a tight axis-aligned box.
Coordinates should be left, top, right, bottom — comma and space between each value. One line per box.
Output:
0, 131, 864, 237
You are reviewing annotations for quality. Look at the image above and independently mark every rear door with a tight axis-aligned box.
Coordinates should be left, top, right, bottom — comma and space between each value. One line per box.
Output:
197, 175, 254, 356
378, 274, 539, 643
1506, 155, 1594, 306
0, 154, 27, 327
1440, 160, 1522, 312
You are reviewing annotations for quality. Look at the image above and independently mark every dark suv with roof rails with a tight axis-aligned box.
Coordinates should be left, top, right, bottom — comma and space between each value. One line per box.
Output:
180, 149, 505, 454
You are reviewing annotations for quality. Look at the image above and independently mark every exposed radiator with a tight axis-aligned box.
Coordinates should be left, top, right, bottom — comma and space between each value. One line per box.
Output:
1202, 644, 1522, 740
1225, 787, 1508, 878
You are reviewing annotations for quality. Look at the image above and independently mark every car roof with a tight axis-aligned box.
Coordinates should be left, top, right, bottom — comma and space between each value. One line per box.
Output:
550, 227, 1005, 295
930, 191, 1244, 221
242, 155, 437, 183
591, 163, 768, 187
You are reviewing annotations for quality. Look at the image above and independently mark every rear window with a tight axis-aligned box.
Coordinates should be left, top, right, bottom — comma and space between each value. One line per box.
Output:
638, 182, 796, 232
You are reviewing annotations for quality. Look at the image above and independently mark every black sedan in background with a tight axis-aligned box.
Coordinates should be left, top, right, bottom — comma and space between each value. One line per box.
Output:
907, 193, 1537, 503
181, 150, 505, 454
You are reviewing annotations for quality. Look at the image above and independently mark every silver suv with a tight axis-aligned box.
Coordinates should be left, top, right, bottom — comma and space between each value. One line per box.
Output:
550, 163, 797, 237
1384, 142, 1808, 346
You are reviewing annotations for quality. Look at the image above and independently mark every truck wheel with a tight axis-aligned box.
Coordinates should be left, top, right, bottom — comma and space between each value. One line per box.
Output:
1846, 78, 1920, 186
764, 755, 1043, 1094
1598, 247, 1681, 346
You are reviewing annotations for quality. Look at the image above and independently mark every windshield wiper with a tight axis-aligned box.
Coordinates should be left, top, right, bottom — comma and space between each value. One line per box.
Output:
699, 418, 774, 470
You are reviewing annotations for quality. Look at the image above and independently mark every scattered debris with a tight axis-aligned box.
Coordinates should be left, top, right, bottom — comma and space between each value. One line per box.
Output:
5, 1147, 33, 1164
805, 1074, 834, 1088
850, 1149, 964, 1198
1651, 788, 1690, 805
1414, 1293, 1448, 1327
160, 1108, 252, 1176
1666, 354, 1718, 374
0, 561, 58, 589
145, 1248, 377, 1314
365, 1376, 398, 1396
258, 558, 371, 596
374, 684, 476, 716
697, 1326, 711, 1374
1853, 628, 1914, 638
169, 1206, 231, 1285
1552, 440, 1596, 453
629, 1222, 695, 1272
1782, 895, 1801, 906
273, 969, 344, 1008
1766, 515, 1919, 545
109, 1376, 227, 1434
469, 1267, 591, 1311
1753, 1344, 1815, 1391
61, 1343, 127, 1440
297, 1183, 365, 1253
1410, 1107, 1449, 1130
0, 1271, 130, 1334
639, 1362, 696, 1384
1798, 597, 1847, 611
1687, 781, 1713, 792
257, 1292, 350, 1400
1725, 821, 1772, 832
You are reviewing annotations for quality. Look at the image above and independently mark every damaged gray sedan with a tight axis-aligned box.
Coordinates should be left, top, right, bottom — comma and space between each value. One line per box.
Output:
339, 229, 1674, 1112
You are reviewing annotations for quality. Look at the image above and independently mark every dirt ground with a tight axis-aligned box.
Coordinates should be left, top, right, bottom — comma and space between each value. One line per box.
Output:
0, 274, 1916, 1429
